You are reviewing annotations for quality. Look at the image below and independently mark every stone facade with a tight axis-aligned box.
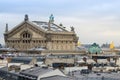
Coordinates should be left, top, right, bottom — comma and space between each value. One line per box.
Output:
4, 15, 78, 52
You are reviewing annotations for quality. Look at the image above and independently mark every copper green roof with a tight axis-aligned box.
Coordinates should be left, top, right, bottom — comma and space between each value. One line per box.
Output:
88, 43, 102, 54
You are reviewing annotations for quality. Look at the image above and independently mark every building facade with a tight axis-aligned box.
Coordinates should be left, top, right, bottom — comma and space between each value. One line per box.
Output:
4, 14, 78, 52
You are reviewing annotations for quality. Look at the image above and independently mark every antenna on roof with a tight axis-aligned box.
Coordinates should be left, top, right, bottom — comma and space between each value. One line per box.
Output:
24, 14, 29, 21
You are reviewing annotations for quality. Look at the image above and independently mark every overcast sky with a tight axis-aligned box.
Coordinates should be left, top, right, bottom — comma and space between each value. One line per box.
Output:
0, 0, 120, 46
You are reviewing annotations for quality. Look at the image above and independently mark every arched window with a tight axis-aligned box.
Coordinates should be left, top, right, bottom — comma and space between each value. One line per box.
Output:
22, 32, 31, 38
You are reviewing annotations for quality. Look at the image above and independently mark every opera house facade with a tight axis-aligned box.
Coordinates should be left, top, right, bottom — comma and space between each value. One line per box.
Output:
4, 14, 79, 54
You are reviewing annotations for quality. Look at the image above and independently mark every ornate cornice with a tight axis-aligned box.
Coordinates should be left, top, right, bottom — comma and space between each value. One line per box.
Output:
46, 31, 75, 35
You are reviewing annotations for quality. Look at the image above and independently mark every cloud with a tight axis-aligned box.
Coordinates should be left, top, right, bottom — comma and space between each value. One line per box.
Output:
1, 12, 120, 46
0, 0, 120, 46
101, 31, 120, 36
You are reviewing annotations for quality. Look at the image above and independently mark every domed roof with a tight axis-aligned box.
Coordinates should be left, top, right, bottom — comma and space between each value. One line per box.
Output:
88, 43, 102, 54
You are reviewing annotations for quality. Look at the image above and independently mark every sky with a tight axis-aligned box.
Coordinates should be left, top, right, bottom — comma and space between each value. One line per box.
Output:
0, 0, 120, 46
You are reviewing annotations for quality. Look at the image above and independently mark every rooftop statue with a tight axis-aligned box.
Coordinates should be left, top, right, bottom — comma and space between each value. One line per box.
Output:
110, 41, 114, 50
24, 14, 29, 21
71, 26, 74, 32
49, 14, 54, 23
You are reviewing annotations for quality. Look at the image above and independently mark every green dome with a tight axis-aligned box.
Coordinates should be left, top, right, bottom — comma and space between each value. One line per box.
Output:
88, 43, 102, 54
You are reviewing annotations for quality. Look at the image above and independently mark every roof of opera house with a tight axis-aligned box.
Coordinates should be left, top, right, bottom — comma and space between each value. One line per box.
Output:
32, 21, 67, 32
